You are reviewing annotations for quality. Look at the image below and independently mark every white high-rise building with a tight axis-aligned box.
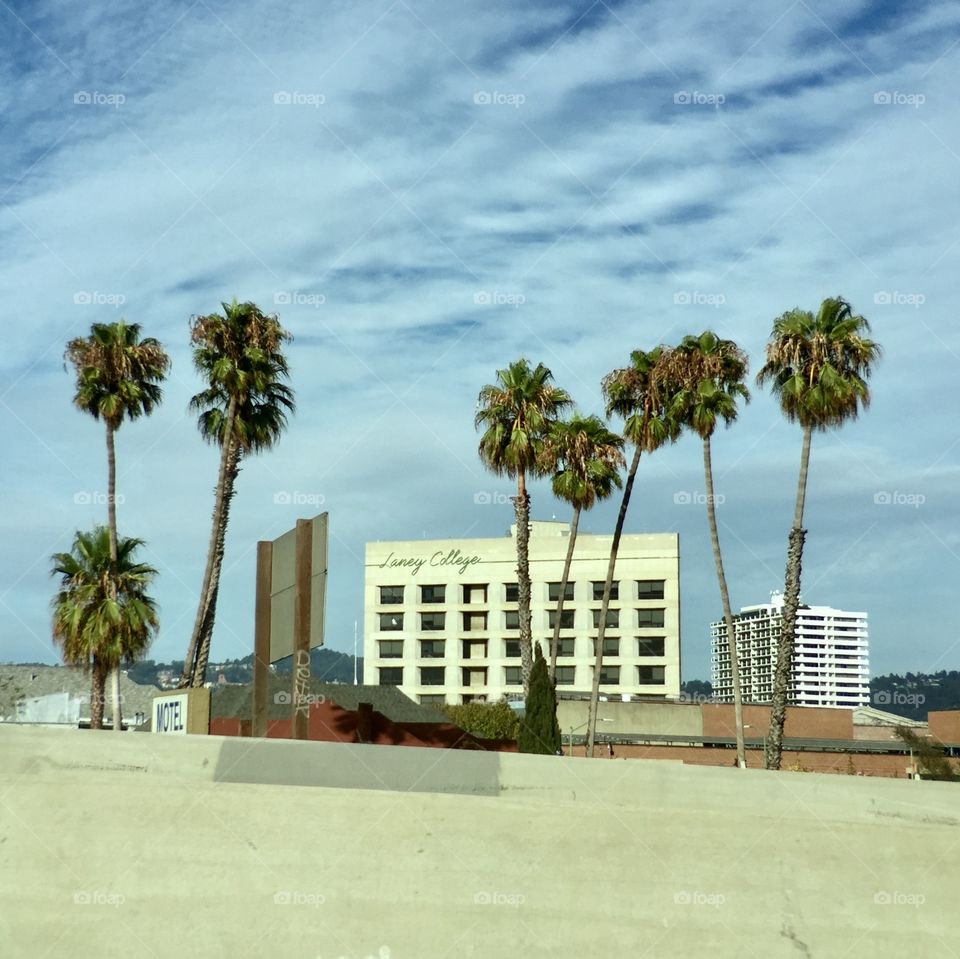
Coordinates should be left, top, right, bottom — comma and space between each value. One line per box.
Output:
364, 521, 681, 705
710, 593, 869, 709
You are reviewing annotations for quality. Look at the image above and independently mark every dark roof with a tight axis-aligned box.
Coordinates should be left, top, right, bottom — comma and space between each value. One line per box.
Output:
211, 675, 447, 724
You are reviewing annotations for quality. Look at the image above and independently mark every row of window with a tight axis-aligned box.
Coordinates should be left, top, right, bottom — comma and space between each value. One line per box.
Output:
377, 608, 667, 631
379, 665, 667, 687
377, 637, 667, 659
377, 580, 666, 605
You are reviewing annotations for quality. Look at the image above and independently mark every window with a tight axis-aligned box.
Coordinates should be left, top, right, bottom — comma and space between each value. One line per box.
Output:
419, 694, 445, 705
463, 584, 488, 604
638, 665, 666, 685
461, 639, 488, 660
504, 666, 522, 686
548, 582, 575, 602
504, 610, 520, 630
379, 585, 404, 605
636, 608, 665, 628
462, 666, 487, 688
419, 639, 445, 659
555, 666, 576, 686
637, 580, 665, 600
420, 584, 445, 604
555, 637, 575, 658
379, 667, 403, 686
636, 637, 665, 657
548, 609, 575, 630
420, 666, 445, 686
504, 582, 519, 603
592, 608, 619, 629
598, 665, 620, 686
504, 639, 521, 659
420, 611, 445, 631
378, 640, 403, 659
379, 613, 403, 631
593, 581, 618, 601
462, 611, 488, 632
591, 637, 620, 657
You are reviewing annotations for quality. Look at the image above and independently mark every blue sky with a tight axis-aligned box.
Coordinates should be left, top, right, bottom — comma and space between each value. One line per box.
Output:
1, 0, 958, 682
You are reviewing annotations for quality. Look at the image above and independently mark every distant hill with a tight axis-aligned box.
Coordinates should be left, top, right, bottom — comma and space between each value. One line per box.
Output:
125, 648, 363, 689
869, 671, 960, 722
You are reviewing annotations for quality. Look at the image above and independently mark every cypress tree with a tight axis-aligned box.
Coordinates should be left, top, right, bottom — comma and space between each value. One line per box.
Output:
518, 645, 561, 754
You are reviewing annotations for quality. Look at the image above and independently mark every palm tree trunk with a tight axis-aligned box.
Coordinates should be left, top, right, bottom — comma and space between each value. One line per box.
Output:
181, 397, 239, 687
105, 421, 123, 733
514, 472, 534, 697
191, 443, 242, 688
549, 506, 580, 682
765, 424, 812, 770
89, 657, 106, 730
703, 437, 745, 768
586, 444, 641, 758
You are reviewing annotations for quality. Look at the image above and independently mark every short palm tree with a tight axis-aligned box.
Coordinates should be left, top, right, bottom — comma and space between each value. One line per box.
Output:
476, 359, 572, 696
586, 347, 682, 757
64, 321, 169, 730
180, 300, 295, 688
542, 414, 625, 681
757, 297, 880, 769
51, 527, 159, 729
665, 331, 750, 767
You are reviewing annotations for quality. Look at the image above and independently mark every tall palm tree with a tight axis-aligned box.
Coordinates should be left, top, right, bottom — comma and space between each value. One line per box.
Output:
65, 322, 170, 730
586, 347, 681, 757
664, 331, 750, 768
180, 300, 295, 688
476, 359, 572, 696
757, 297, 880, 769
51, 527, 159, 729
541, 414, 625, 681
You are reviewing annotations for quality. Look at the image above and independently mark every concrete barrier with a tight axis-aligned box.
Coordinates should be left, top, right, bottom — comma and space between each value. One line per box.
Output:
1, 725, 957, 957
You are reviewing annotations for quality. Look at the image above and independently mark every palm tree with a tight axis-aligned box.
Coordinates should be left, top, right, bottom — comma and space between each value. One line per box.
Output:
65, 322, 170, 730
586, 347, 681, 757
180, 300, 295, 689
757, 297, 880, 769
541, 414, 625, 681
664, 331, 750, 768
476, 359, 572, 695
51, 527, 159, 729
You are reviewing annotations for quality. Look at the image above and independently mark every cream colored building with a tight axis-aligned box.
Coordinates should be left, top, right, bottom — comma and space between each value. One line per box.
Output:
363, 521, 681, 705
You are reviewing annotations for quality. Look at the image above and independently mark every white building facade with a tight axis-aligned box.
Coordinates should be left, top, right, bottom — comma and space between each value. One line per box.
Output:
710, 594, 870, 709
364, 522, 681, 705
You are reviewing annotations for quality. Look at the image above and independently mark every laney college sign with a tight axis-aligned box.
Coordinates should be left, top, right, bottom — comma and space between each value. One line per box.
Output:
378, 548, 483, 576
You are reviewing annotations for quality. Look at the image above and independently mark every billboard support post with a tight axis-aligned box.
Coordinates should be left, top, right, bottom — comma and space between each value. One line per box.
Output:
292, 518, 313, 740
252, 540, 273, 738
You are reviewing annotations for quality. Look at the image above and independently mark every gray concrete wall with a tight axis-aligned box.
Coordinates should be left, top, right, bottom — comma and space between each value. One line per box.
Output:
557, 697, 703, 737
1, 725, 957, 958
